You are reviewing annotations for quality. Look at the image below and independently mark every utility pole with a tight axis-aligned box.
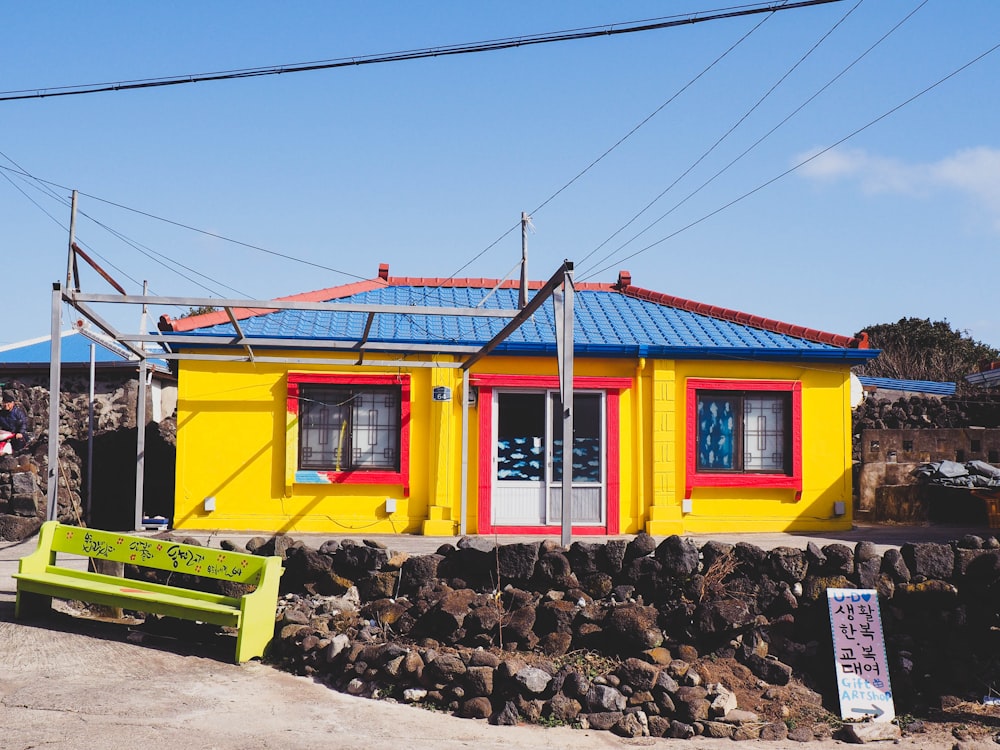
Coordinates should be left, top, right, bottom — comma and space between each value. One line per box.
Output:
519, 212, 529, 309
49, 191, 77, 520
65, 190, 78, 289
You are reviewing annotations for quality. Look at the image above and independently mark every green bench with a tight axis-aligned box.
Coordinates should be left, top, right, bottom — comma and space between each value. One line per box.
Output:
14, 521, 283, 663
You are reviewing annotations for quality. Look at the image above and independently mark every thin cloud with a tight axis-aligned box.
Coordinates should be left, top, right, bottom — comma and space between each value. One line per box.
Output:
798, 146, 1000, 228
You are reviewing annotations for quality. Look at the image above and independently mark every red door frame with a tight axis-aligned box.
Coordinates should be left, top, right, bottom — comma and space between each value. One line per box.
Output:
472, 374, 630, 535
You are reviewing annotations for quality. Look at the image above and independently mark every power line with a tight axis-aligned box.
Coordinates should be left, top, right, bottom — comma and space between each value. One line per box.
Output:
427, 1, 779, 288
583, 37, 1000, 281
0, 163, 367, 282
0, 1, 845, 103
580, 0, 932, 278
577, 0, 869, 271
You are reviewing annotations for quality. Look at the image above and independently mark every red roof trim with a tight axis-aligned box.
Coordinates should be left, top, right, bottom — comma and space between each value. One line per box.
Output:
620, 284, 863, 349
164, 278, 388, 332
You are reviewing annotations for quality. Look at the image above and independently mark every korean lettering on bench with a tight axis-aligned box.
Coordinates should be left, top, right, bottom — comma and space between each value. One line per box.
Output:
82, 532, 116, 558
127, 539, 156, 563
206, 555, 252, 579
163, 546, 251, 579
166, 544, 206, 571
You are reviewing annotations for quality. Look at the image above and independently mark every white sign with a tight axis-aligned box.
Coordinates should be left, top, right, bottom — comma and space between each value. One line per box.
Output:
827, 588, 895, 723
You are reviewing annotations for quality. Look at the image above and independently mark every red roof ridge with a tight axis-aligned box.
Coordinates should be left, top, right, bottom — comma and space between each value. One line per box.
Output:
383, 276, 613, 292
619, 284, 866, 349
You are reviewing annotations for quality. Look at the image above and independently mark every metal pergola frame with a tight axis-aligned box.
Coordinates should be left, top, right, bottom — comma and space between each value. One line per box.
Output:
49, 247, 578, 543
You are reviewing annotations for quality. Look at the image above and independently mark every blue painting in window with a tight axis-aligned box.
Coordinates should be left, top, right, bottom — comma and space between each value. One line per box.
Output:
697, 395, 735, 470
551, 437, 602, 483
496, 436, 545, 481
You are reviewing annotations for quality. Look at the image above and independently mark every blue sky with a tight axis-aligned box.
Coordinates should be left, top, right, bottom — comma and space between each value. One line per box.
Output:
3, 1, 999, 352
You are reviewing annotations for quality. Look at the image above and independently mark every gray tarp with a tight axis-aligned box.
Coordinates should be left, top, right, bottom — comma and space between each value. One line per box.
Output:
913, 459, 1000, 488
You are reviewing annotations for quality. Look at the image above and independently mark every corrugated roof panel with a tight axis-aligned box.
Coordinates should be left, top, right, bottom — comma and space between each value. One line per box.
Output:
857, 377, 956, 396
0, 331, 169, 370
182, 284, 870, 360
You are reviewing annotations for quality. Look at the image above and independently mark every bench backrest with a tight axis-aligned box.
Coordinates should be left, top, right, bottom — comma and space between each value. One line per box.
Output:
42, 522, 266, 585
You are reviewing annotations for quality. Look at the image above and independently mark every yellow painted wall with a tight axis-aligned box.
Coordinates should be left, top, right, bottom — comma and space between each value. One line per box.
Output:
174, 353, 450, 534
172, 351, 853, 536
644, 359, 854, 535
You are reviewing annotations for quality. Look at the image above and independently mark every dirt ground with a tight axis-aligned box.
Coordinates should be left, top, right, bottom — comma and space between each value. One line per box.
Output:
0, 604, 996, 750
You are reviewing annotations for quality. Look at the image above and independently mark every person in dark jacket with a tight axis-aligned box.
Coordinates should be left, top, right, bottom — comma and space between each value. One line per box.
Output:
0, 390, 28, 450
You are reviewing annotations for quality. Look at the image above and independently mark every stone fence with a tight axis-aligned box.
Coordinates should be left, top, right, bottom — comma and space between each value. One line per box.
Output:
172, 530, 1000, 742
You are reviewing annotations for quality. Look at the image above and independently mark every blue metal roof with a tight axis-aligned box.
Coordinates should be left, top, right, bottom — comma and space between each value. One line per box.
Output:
0, 331, 170, 372
183, 285, 877, 363
857, 376, 956, 396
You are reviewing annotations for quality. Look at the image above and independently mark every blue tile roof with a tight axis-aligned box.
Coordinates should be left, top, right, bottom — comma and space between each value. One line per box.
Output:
178, 285, 877, 363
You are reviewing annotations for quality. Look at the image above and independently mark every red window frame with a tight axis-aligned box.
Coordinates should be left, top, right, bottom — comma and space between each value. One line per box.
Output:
685, 378, 802, 498
287, 372, 410, 492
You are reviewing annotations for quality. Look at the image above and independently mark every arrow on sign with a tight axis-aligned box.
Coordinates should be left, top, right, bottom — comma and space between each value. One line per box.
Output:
851, 705, 885, 719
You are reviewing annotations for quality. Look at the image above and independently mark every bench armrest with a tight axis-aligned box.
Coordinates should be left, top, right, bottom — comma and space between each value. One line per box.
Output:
18, 521, 58, 576
235, 555, 284, 663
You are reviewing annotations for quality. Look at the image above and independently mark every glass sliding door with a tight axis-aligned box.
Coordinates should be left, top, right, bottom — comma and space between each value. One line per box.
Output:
492, 389, 605, 527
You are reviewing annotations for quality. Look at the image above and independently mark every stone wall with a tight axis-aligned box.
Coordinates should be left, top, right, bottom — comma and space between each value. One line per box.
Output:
0, 378, 176, 538
193, 531, 1000, 741
853, 393, 1000, 521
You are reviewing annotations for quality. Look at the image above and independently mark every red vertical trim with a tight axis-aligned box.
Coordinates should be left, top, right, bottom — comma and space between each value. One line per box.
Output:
477, 386, 494, 535
399, 379, 411, 497
606, 390, 621, 534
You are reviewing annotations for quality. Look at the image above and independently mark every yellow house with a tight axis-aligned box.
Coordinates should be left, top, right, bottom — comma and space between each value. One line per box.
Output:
160, 264, 876, 537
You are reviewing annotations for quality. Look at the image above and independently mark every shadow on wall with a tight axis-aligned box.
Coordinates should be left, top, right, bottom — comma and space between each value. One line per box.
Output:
69, 422, 176, 531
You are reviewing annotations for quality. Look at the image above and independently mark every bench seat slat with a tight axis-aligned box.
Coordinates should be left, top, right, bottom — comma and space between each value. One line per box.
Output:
14, 571, 242, 628
30, 565, 242, 606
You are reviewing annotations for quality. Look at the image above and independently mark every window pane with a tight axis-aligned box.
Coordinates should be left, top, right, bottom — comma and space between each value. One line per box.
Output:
299, 388, 352, 470
551, 392, 602, 482
299, 386, 399, 471
697, 395, 737, 470
497, 393, 545, 481
351, 389, 399, 469
743, 396, 786, 471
